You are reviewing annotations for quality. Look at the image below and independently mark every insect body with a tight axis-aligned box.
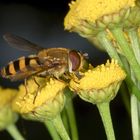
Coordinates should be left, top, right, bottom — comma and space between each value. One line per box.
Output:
1, 33, 89, 81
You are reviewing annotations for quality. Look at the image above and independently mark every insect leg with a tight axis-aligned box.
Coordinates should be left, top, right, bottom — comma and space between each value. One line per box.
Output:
33, 77, 40, 104
23, 78, 28, 100
74, 71, 83, 79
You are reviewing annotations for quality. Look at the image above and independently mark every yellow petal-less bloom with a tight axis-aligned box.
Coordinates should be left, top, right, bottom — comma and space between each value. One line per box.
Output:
64, 0, 135, 30
12, 77, 66, 121
0, 87, 18, 130
0, 87, 17, 107
70, 59, 126, 104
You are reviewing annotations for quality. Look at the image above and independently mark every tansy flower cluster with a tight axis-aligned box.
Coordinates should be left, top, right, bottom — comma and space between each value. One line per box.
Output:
64, 0, 140, 139
64, 0, 140, 95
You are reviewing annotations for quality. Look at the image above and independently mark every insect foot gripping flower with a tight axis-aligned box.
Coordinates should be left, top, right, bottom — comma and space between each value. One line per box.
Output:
12, 77, 67, 122
70, 59, 126, 104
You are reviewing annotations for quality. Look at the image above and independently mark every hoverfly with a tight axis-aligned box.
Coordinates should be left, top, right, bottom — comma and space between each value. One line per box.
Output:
0, 33, 89, 81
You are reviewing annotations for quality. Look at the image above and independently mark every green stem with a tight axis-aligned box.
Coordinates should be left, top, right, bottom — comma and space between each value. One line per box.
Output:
97, 31, 122, 63
120, 55, 140, 100
61, 108, 70, 135
65, 98, 79, 140
97, 102, 115, 140
131, 94, 140, 140
127, 29, 140, 65
44, 120, 61, 140
6, 124, 25, 140
111, 28, 140, 82
119, 55, 131, 74
52, 114, 70, 140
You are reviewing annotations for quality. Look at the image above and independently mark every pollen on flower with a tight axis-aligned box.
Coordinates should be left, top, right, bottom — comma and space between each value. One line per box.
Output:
12, 77, 66, 113
64, 0, 135, 30
71, 59, 126, 91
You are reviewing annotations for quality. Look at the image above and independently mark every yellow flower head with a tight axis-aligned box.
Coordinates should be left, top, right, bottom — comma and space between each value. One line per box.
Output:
12, 77, 66, 121
0, 87, 17, 108
64, 0, 135, 30
70, 59, 126, 104
0, 87, 18, 130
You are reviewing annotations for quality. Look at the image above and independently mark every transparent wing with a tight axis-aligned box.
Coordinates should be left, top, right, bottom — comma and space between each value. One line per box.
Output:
3, 33, 43, 53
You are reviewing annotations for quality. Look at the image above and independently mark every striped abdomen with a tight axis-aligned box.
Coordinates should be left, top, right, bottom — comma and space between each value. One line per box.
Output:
1, 55, 41, 81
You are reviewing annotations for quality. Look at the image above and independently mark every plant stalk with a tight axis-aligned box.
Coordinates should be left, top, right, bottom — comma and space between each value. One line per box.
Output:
131, 94, 140, 140
6, 124, 25, 140
52, 114, 70, 140
44, 120, 61, 140
97, 102, 115, 140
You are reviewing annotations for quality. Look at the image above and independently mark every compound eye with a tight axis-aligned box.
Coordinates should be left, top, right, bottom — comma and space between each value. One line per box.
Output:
69, 50, 81, 71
